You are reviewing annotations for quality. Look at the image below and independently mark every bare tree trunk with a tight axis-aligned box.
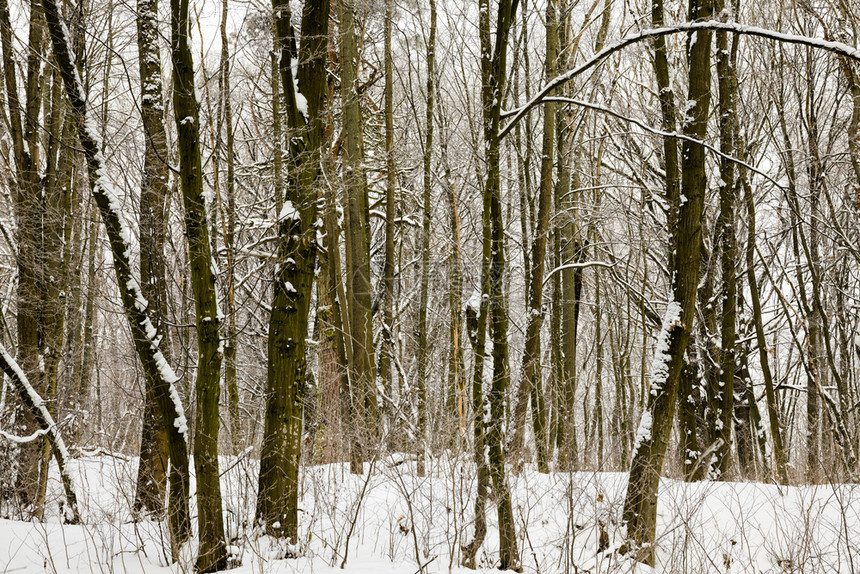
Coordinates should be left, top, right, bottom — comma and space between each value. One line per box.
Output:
133, 0, 172, 518
380, 0, 397, 447
0, 0, 46, 518
478, 0, 519, 568
713, 3, 737, 478
217, 0, 241, 454
621, 0, 712, 562
169, 0, 227, 565
414, 0, 436, 476
256, 0, 330, 541
339, 0, 379, 472
510, 0, 556, 474
742, 175, 788, 484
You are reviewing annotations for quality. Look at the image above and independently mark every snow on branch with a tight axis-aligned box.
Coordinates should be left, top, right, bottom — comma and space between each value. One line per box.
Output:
542, 260, 615, 287
0, 343, 80, 523
500, 20, 860, 139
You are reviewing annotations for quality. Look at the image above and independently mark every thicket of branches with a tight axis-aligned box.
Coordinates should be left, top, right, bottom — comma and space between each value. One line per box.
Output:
1, 0, 859, 568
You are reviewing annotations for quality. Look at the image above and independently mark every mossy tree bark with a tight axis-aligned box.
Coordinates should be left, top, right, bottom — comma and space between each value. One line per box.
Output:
169, 0, 227, 566
255, 0, 330, 542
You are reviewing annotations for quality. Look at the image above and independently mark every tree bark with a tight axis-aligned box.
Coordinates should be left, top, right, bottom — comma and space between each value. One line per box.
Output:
621, 0, 712, 562
510, 0, 556, 474
479, 0, 520, 568
256, 0, 330, 541
41, 0, 192, 553
133, 0, 172, 518
713, 3, 737, 478
415, 0, 436, 476
338, 0, 379, 471
169, 0, 227, 565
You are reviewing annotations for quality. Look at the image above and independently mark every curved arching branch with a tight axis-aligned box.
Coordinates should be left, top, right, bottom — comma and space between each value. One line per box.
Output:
500, 20, 860, 139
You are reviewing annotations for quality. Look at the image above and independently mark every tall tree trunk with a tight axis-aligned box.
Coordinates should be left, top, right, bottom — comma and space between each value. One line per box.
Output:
169, 0, 227, 565
256, 0, 330, 541
621, 0, 712, 563
415, 0, 436, 476
1, 0, 45, 517
380, 0, 397, 447
339, 0, 379, 471
713, 3, 737, 478
217, 0, 241, 454
133, 0, 172, 518
479, 0, 519, 568
439, 118, 465, 443
510, 0, 556, 474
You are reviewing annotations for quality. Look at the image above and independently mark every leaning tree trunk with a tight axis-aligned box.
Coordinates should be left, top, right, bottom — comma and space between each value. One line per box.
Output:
256, 0, 329, 542
621, 0, 712, 563
41, 0, 192, 554
0, 344, 80, 523
742, 174, 788, 484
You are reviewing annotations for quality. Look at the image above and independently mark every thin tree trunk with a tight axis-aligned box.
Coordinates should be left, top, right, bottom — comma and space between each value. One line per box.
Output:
742, 174, 788, 483
415, 0, 436, 476
0, 344, 80, 523
510, 0, 556, 474
380, 0, 397, 447
217, 0, 241, 454
713, 5, 737, 478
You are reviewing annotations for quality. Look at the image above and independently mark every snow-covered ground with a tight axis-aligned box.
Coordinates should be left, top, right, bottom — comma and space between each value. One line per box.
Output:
2, 454, 858, 573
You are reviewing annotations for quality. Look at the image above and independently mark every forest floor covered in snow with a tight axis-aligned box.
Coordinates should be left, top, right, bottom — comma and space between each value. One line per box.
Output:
1, 453, 858, 573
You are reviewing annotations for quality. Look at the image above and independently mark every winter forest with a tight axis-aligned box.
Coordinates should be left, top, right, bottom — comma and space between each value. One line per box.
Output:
0, 0, 859, 570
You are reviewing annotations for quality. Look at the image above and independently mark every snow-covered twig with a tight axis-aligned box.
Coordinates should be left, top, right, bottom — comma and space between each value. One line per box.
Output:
535, 97, 786, 191
542, 260, 615, 286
